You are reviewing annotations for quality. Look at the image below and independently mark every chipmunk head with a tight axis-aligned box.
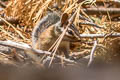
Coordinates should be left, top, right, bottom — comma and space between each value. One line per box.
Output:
54, 13, 80, 41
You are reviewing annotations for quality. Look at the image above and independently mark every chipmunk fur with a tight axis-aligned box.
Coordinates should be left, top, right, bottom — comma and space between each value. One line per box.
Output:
32, 12, 80, 58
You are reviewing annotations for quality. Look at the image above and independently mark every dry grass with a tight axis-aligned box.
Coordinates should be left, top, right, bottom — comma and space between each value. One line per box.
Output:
0, 0, 119, 67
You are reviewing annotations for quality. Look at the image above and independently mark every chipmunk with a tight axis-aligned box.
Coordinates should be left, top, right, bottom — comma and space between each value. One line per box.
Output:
32, 12, 80, 58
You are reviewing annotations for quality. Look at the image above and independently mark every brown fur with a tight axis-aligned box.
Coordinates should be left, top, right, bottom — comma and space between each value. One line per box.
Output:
34, 25, 70, 58
32, 13, 80, 58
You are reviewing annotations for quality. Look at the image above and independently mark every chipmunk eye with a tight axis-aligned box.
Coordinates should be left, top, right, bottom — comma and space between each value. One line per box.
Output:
68, 30, 73, 35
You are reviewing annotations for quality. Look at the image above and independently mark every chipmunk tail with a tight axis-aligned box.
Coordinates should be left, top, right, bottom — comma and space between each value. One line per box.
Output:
32, 12, 60, 48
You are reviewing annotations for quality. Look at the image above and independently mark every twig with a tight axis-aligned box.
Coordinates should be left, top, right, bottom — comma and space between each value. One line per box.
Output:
92, 0, 120, 5
0, 17, 19, 25
79, 15, 93, 22
0, 40, 76, 64
77, 0, 120, 5
79, 21, 103, 28
103, 32, 114, 42
83, 8, 120, 15
79, 33, 120, 38
0, 40, 51, 54
79, 15, 102, 29
48, 12, 77, 67
87, 41, 97, 67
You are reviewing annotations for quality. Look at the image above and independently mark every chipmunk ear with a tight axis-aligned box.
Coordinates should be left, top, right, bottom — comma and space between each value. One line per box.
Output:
61, 13, 69, 26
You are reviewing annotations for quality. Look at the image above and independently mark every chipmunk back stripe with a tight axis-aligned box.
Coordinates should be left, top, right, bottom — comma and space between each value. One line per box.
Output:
70, 24, 80, 38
